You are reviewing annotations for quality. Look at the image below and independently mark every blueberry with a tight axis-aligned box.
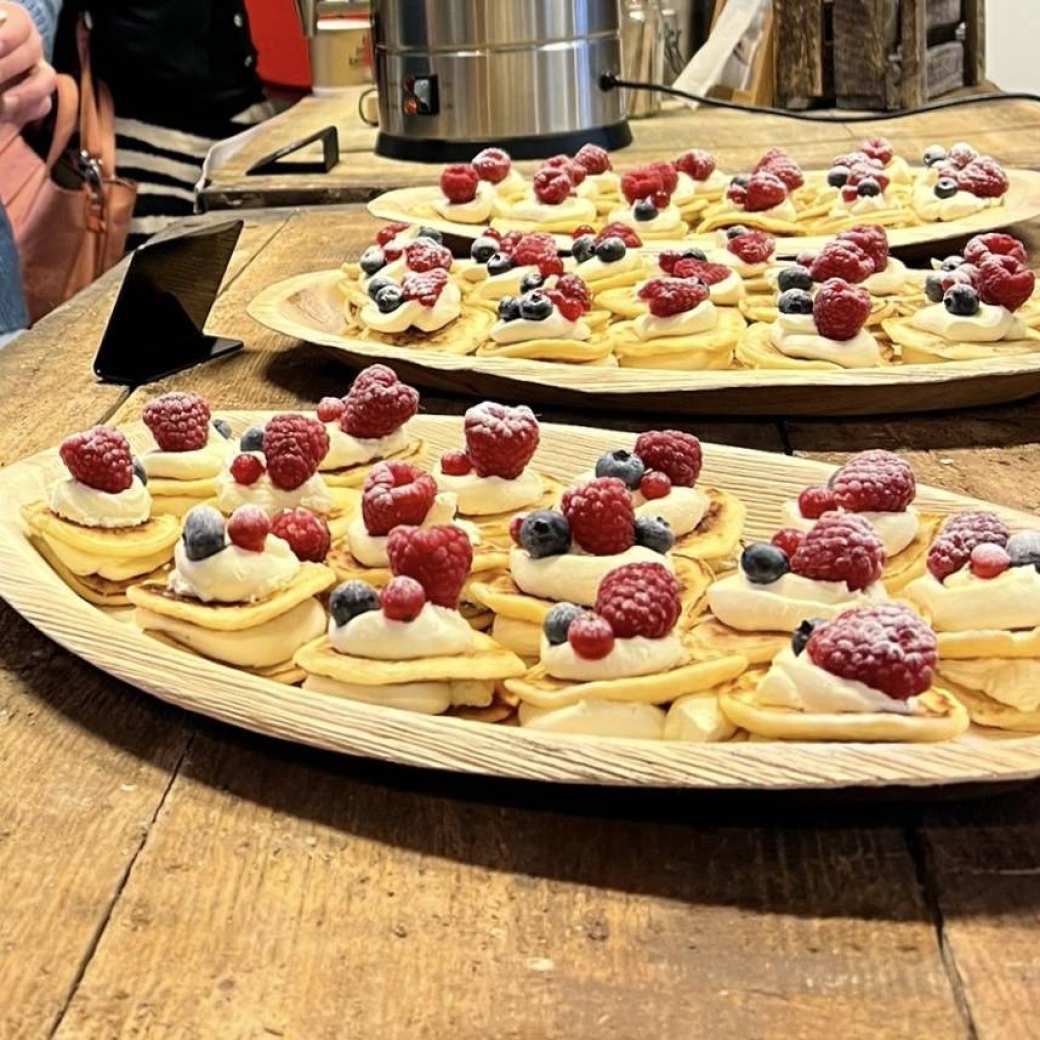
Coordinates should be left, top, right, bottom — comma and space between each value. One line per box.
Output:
182, 505, 225, 562
741, 542, 790, 584
939, 255, 964, 271
924, 274, 945, 303
944, 284, 980, 316
595, 449, 645, 489
595, 236, 626, 263
497, 295, 521, 322
132, 456, 148, 485
681, 247, 708, 261
791, 618, 822, 656
520, 270, 544, 293
923, 145, 947, 166
571, 234, 597, 264
730, 175, 749, 188
374, 284, 405, 313
543, 602, 584, 645
827, 165, 849, 188
778, 288, 814, 315
486, 251, 513, 276
857, 177, 881, 197
634, 515, 675, 555
1007, 531, 1040, 568
634, 198, 659, 221
519, 291, 553, 321
470, 236, 498, 263
416, 226, 443, 244
329, 580, 380, 627
240, 425, 265, 452
934, 178, 959, 199
359, 245, 386, 275
520, 510, 571, 558
725, 225, 748, 239
366, 273, 396, 299
777, 265, 813, 293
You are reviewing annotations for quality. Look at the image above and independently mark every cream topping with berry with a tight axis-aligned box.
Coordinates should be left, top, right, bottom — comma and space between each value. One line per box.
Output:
679, 169, 728, 196
780, 500, 919, 556
911, 183, 992, 222
433, 180, 495, 223
509, 195, 597, 224
633, 298, 717, 341
862, 256, 911, 296
347, 493, 479, 568
606, 202, 685, 235
168, 533, 299, 604
360, 279, 462, 334
904, 565, 1040, 632
468, 264, 543, 296
431, 462, 542, 516
742, 197, 798, 222
829, 192, 890, 217
216, 469, 333, 517
320, 424, 411, 471
490, 308, 591, 344
909, 302, 1028, 343
576, 251, 644, 283
510, 544, 672, 607
329, 601, 474, 659
633, 486, 709, 538
769, 313, 883, 367
708, 570, 887, 632
709, 237, 773, 277
939, 658, 1040, 712
49, 475, 151, 529
541, 631, 686, 681
756, 646, 924, 715
142, 432, 232, 481
647, 268, 742, 306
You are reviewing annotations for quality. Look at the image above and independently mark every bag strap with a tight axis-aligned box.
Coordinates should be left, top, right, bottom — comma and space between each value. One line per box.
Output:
76, 15, 115, 177
44, 75, 81, 171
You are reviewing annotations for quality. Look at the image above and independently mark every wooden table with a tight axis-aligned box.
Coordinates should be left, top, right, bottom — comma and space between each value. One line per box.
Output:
4, 199, 1040, 1037
199, 92, 1040, 211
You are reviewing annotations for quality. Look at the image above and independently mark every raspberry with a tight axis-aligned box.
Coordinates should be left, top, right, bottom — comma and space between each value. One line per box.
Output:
404, 239, 452, 272
860, 137, 894, 165
375, 222, 410, 247
440, 450, 472, 476
963, 232, 1027, 265
386, 524, 473, 607
970, 542, 1011, 579
639, 470, 672, 500
544, 154, 586, 186
813, 278, 872, 341
547, 289, 585, 322
727, 230, 774, 264
227, 504, 270, 552
317, 396, 346, 422
594, 222, 642, 248
509, 514, 525, 546
832, 450, 915, 513
341, 366, 418, 438
798, 486, 836, 519
472, 146, 511, 183
755, 150, 803, 191
263, 414, 329, 491
939, 265, 978, 294
648, 160, 678, 196
464, 401, 539, 479
230, 452, 265, 486
634, 430, 702, 488
381, 575, 427, 621
561, 477, 635, 555
674, 149, 715, 181
571, 224, 597, 239
361, 461, 437, 536
59, 426, 134, 493
533, 166, 572, 204
948, 142, 979, 169
672, 258, 731, 285
810, 242, 875, 283
554, 274, 592, 311
772, 528, 805, 556
637, 277, 708, 318
837, 224, 889, 273
271, 507, 331, 562
927, 511, 1010, 581
796, 250, 817, 269
513, 232, 558, 269
142, 391, 211, 452
440, 163, 479, 203
975, 255, 1036, 311
831, 151, 876, 171
574, 143, 611, 174
743, 171, 787, 211
847, 162, 889, 194
621, 167, 668, 207
568, 614, 615, 660
496, 230, 522, 254
790, 512, 885, 591
537, 255, 565, 278
807, 604, 936, 700
402, 268, 449, 307
958, 156, 1008, 198
594, 561, 681, 639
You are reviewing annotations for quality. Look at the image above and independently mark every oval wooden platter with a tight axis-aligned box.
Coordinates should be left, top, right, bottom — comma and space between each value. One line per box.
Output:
248, 269, 1040, 417
3, 412, 1040, 791
366, 168, 1040, 257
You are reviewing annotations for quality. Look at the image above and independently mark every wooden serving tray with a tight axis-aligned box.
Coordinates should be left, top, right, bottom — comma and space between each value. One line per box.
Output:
248, 269, 1040, 417
366, 168, 1040, 257
3, 413, 1040, 790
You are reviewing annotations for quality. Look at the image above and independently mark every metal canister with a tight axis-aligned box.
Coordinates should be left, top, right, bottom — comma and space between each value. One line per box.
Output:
621, 0, 665, 118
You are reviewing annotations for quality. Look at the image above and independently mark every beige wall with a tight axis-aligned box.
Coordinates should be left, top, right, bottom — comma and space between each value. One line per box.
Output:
987, 0, 1040, 91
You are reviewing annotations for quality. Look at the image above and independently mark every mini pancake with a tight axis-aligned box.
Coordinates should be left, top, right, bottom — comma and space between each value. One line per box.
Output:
127, 561, 337, 631
465, 474, 567, 550
671, 488, 746, 568
475, 318, 614, 364
933, 626, 1040, 660
148, 629, 308, 685
881, 317, 1040, 364
23, 501, 181, 560
320, 438, 426, 488
738, 293, 898, 328
517, 698, 668, 739
807, 206, 920, 237
663, 691, 740, 741
577, 261, 653, 294
685, 616, 791, 667
595, 281, 745, 321
355, 304, 494, 355
327, 540, 508, 589
882, 513, 941, 593
490, 215, 598, 235
718, 669, 969, 742
937, 672, 1040, 734
449, 695, 517, 724
610, 308, 746, 370
696, 202, 803, 237
736, 321, 896, 370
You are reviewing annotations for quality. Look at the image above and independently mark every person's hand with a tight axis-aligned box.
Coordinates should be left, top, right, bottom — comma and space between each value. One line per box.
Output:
0, 3, 56, 126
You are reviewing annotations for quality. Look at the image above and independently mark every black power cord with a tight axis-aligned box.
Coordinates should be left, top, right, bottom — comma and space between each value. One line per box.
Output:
599, 71, 1040, 124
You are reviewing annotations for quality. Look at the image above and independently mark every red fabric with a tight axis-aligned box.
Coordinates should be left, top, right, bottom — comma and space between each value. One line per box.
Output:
245, 0, 312, 88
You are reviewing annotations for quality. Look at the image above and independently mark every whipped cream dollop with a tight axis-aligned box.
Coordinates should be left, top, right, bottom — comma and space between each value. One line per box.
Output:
912, 183, 992, 221
710, 231, 774, 276
541, 631, 685, 681
940, 658, 1040, 712
905, 565, 1040, 632
432, 462, 542, 515
633, 486, 709, 538
492, 168, 528, 200
168, 533, 299, 603
347, 492, 478, 567
50, 475, 152, 529
586, 170, 621, 196
756, 646, 922, 715
633, 298, 717, 341
863, 256, 910, 296
467, 263, 540, 296
607, 202, 685, 235
909, 302, 1028, 343
509, 195, 597, 224
576, 251, 644, 284
780, 500, 919, 556
769, 313, 883, 367
142, 431, 231, 481
677, 168, 727, 198
741, 197, 797, 222
321, 424, 411, 471
490, 308, 590, 344
329, 601, 474, 659
708, 569, 888, 632
216, 468, 333, 517
510, 543, 671, 606
433, 181, 495, 223
360, 279, 461, 334
830, 192, 890, 217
